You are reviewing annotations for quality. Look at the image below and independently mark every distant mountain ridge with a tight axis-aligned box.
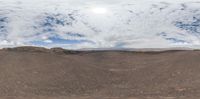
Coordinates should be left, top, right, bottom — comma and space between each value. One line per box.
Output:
1, 46, 81, 54
0, 46, 196, 53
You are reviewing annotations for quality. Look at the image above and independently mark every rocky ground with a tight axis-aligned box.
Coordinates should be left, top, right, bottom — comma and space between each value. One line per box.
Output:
0, 46, 200, 99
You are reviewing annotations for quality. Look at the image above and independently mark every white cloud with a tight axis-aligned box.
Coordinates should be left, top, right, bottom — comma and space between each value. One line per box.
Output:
0, 0, 200, 49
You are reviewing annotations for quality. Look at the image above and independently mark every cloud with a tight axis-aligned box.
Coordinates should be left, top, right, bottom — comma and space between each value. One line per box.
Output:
0, 0, 200, 49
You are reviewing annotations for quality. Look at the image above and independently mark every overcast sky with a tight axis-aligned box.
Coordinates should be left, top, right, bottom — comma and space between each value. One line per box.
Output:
0, 0, 200, 49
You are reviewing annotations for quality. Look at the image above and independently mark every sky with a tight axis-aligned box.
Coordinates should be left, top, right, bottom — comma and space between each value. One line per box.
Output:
0, 0, 200, 49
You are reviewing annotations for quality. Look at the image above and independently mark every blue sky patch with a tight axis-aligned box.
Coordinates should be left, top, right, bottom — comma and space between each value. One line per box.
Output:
48, 36, 91, 44
175, 16, 200, 34
0, 17, 8, 38
66, 32, 85, 37
165, 38, 188, 44
31, 36, 94, 46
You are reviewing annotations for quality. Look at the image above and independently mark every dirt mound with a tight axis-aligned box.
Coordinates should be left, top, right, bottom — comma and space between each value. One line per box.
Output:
0, 47, 199, 99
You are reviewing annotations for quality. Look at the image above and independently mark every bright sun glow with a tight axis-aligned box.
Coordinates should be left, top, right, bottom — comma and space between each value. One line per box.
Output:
91, 7, 108, 14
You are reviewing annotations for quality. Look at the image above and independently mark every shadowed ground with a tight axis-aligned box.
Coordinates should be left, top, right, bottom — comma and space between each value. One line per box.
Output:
0, 47, 200, 99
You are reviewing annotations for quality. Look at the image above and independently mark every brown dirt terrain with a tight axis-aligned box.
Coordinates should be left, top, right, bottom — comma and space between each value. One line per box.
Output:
0, 46, 200, 99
